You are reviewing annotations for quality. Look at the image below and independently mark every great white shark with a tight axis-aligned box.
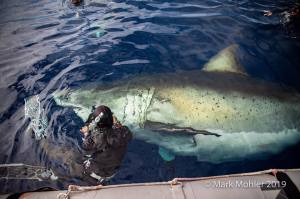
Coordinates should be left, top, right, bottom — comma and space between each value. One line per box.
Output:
53, 44, 300, 163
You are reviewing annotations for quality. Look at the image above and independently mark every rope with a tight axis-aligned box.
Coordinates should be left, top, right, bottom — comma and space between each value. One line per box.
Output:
57, 185, 104, 199
56, 168, 300, 198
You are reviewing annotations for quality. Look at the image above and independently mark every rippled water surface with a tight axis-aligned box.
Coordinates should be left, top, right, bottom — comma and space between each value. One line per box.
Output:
1, 0, 300, 193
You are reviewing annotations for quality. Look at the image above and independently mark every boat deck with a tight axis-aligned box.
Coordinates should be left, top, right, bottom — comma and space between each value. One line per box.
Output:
10, 168, 300, 199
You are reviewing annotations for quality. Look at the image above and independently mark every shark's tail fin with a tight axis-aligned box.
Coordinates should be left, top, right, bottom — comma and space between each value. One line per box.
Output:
202, 44, 247, 75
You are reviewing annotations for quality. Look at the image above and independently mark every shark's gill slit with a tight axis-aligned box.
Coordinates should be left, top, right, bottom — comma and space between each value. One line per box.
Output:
122, 91, 129, 124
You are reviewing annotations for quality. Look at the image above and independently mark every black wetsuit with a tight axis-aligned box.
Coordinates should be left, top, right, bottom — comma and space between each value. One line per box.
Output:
82, 124, 132, 178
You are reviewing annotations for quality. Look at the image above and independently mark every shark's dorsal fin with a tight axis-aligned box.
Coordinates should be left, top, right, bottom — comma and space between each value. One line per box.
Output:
202, 44, 247, 75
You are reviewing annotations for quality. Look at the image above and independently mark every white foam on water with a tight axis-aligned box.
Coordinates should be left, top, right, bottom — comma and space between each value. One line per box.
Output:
24, 95, 48, 140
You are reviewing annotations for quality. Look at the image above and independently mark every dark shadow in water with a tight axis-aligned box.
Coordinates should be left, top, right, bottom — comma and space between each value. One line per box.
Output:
1, 137, 299, 193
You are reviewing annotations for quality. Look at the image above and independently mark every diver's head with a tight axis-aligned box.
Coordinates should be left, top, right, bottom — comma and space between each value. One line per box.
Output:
90, 105, 113, 128
71, 0, 82, 6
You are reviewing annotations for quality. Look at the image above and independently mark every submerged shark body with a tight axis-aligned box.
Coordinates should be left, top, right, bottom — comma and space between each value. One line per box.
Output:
54, 45, 300, 163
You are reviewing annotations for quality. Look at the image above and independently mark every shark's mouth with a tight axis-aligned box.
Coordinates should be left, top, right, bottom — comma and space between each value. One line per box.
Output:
144, 120, 221, 137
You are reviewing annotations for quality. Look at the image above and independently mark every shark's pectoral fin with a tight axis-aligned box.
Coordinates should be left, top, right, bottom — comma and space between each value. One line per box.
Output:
144, 120, 221, 137
202, 44, 248, 76
158, 146, 175, 162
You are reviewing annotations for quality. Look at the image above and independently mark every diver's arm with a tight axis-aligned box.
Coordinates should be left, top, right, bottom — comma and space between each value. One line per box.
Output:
113, 115, 122, 128
80, 126, 89, 137
81, 127, 108, 151
80, 126, 95, 150
82, 134, 95, 151
85, 113, 95, 126
107, 125, 133, 147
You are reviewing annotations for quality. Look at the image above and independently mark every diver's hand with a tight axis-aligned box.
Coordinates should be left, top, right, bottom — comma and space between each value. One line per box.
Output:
113, 115, 122, 128
80, 126, 89, 137
113, 115, 119, 124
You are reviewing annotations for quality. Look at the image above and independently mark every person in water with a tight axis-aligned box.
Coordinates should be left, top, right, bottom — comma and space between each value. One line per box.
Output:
71, 0, 81, 6
79, 105, 132, 183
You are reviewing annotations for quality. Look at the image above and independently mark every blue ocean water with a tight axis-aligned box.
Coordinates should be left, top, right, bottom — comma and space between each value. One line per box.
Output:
0, 0, 300, 193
